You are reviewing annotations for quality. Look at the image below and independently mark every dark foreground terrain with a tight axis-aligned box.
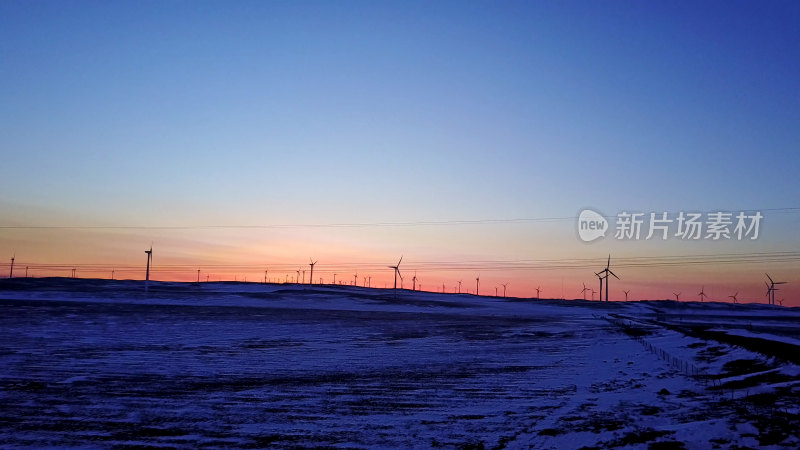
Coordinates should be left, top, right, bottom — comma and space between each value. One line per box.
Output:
0, 280, 798, 448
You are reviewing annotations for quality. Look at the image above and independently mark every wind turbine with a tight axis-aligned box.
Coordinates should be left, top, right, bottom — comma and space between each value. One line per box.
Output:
778, 298, 784, 306
698, 286, 708, 302
9, 253, 14, 278
412, 272, 417, 291
595, 271, 604, 301
144, 245, 153, 293
475, 275, 480, 296
458, 280, 462, 294
25, 266, 28, 278
111, 268, 115, 280
728, 292, 738, 303
580, 283, 589, 300
368, 276, 371, 288
309, 259, 317, 285
502, 282, 509, 297
264, 269, 268, 284
333, 273, 337, 285
623, 290, 630, 301
388, 256, 403, 290
596, 255, 619, 302
673, 292, 681, 301
197, 269, 201, 283
354, 272, 358, 286
765, 274, 787, 305
535, 286, 541, 299
591, 288, 596, 301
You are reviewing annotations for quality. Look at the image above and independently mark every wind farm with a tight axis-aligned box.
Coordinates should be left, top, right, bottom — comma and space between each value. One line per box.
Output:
2, 1, 800, 448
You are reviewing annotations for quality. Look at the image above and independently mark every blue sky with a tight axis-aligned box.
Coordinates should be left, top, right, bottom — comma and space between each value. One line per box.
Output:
1, 1, 799, 299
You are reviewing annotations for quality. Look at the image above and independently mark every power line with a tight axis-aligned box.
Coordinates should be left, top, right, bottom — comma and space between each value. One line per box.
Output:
1, 207, 799, 230
6, 251, 800, 274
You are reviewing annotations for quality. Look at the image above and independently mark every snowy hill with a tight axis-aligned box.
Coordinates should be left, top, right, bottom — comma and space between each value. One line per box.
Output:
0, 279, 798, 448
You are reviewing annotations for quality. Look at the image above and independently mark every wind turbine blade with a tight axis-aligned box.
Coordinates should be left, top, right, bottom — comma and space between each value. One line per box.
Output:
775, 281, 787, 285
606, 255, 610, 269
397, 256, 403, 266
608, 270, 620, 280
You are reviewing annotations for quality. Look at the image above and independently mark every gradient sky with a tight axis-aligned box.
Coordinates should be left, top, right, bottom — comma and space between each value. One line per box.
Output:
1, 1, 799, 302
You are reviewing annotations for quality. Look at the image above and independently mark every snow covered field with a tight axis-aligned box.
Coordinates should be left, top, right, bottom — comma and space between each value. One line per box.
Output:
0, 279, 798, 448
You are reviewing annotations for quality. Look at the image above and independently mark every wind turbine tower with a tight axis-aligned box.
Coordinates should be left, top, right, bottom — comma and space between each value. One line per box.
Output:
698, 286, 708, 302
389, 256, 403, 290
309, 259, 317, 285
765, 274, 787, 305
595, 271, 604, 301
596, 255, 619, 302
144, 245, 153, 292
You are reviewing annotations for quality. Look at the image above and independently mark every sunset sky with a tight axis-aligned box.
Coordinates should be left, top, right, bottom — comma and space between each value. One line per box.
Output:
2, 1, 799, 303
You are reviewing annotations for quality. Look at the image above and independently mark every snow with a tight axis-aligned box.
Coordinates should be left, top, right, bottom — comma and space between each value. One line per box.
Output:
0, 278, 799, 448
710, 328, 800, 347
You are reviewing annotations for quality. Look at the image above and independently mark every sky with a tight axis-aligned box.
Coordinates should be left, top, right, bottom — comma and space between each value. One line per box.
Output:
1, 1, 799, 303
